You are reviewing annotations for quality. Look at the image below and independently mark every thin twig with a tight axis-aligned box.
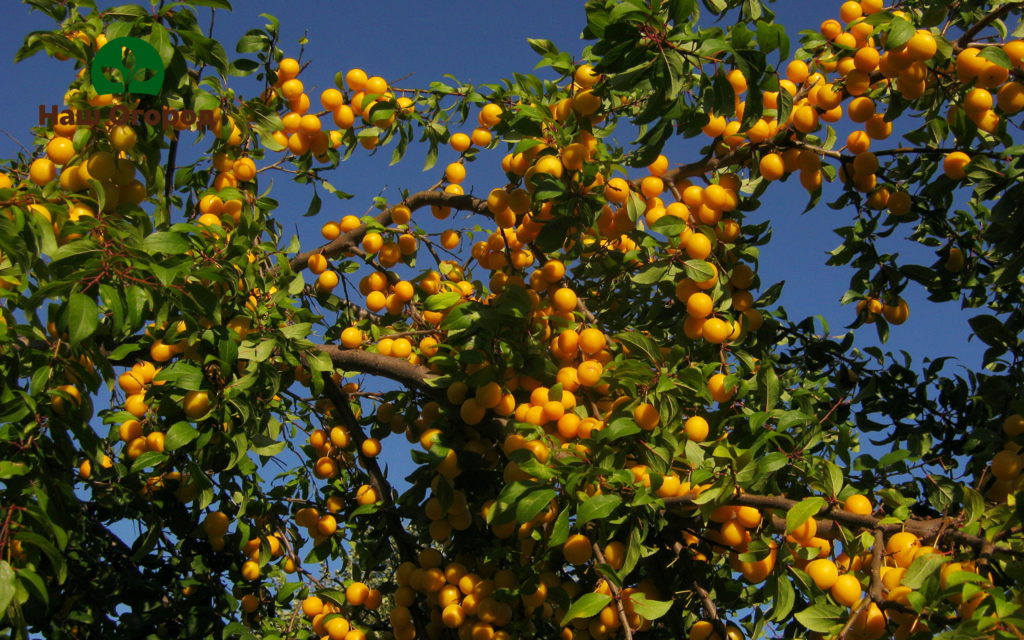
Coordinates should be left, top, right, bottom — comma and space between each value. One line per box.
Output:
592, 542, 634, 640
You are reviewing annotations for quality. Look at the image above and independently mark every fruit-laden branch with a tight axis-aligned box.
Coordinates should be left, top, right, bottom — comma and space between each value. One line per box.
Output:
592, 541, 634, 640
646, 146, 754, 189
319, 373, 431, 640
837, 531, 885, 639
289, 191, 488, 272
664, 493, 1022, 556
312, 344, 441, 400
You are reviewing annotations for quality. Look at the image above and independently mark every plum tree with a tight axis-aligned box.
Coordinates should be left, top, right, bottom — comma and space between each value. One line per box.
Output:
0, 0, 1023, 639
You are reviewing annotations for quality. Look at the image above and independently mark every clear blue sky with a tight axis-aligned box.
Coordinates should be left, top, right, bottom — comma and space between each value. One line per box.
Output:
0, 0, 989, 566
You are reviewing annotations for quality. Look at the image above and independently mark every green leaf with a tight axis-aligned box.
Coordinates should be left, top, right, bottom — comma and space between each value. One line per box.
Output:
0, 462, 29, 480
15, 532, 65, 584
144, 231, 190, 254
251, 434, 286, 457
899, 553, 947, 590
0, 561, 15, 614
757, 365, 779, 411
424, 291, 462, 311
668, 0, 696, 23
683, 259, 715, 282
318, 587, 347, 607
148, 22, 174, 68
651, 215, 686, 236
516, 487, 556, 524
527, 38, 558, 56
794, 601, 845, 632
131, 451, 168, 473
66, 293, 99, 344
595, 417, 641, 443
625, 191, 646, 223
106, 4, 149, 18
886, 17, 915, 50
183, 0, 233, 8
785, 496, 825, 535
978, 45, 1012, 69
771, 574, 795, 621
560, 592, 612, 626
548, 507, 570, 548
165, 422, 199, 451
627, 593, 672, 620
236, 35, 268, 55
303, 190, 322, 217
614, 332, 662, 364
577, 494, 622, 525
631, 263, 670, 285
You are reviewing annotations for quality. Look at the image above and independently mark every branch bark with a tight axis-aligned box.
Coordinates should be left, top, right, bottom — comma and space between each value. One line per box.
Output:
313, 344, 441, 400
869, 529, 885, 603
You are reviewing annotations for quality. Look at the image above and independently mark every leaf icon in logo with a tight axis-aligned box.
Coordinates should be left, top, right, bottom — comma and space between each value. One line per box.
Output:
90, 37, 164, 96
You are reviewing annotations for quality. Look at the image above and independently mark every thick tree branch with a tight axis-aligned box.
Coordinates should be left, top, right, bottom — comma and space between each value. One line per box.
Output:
313, 344, 441, 400
289, 191, 487, 272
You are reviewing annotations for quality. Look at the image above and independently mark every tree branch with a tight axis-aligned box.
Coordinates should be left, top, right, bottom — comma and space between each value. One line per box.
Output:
313, 344, 441, 400
592, 542, 634, 640
869, 529, 885, 602
163, 135, 178, 214
319, 373, 430, 640
663, 492, 1022, 556
957, 3, 1024, 49
289, 191, 487, 272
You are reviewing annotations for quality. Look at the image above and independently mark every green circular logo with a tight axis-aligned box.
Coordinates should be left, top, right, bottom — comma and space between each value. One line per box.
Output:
90, 36, 165, 96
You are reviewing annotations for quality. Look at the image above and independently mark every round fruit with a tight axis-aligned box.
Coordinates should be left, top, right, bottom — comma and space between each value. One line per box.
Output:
687, 292, 713, 318
46, 137, 75, 165
563, 534, 593, 565
843, 494, 872, 515
341, 327, 363, 349
552, 288, 578, 313
450, 133, 471, 152
684, 416, 709, 442
830, 573, 862, 606
806, 558, 839, 590
1003, 414, 1024, 437
240, 560, 260, 581
633, 403, 659, 431
707, 373, 735, 403
943, 151, 970, 179
992, 449, 1023, 480
702, 318, 731, 344
346, 581, 370, 606
886, 531, 920, 568
183, 390, 211, 420
29, 158, 57, 186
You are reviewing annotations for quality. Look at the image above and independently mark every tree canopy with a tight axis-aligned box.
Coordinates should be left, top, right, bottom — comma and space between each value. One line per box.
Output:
1, 0, 1024, 639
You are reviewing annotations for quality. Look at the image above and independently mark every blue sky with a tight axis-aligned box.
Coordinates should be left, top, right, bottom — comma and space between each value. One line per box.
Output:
0, 0, 991, 577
